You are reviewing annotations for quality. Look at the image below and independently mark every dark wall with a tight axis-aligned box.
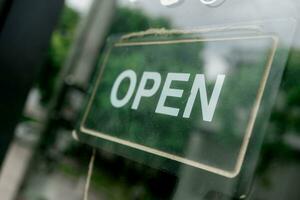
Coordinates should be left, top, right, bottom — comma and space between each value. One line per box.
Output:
0, 0, 64, 167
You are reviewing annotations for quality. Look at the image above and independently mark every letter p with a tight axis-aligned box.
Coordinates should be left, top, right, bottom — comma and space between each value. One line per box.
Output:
131, 72, 161, 110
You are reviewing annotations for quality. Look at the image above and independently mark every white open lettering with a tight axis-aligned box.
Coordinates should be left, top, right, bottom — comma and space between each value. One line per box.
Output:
110, 70, 225, 122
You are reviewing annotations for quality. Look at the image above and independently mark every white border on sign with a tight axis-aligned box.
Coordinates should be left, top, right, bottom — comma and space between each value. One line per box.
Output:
79, 34, 278, 178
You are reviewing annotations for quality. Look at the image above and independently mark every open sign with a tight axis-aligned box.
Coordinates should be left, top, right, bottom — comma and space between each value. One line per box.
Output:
77, 32, 279, 178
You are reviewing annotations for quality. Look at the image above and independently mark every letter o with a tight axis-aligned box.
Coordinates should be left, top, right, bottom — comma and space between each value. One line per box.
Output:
110, 70, 137, 108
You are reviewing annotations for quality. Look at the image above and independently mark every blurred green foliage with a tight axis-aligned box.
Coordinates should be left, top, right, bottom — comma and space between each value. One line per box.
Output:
37, 6, 170, 105
110, 7, 170, 34
258, 48, 300, 176
37, 6, 80, 104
